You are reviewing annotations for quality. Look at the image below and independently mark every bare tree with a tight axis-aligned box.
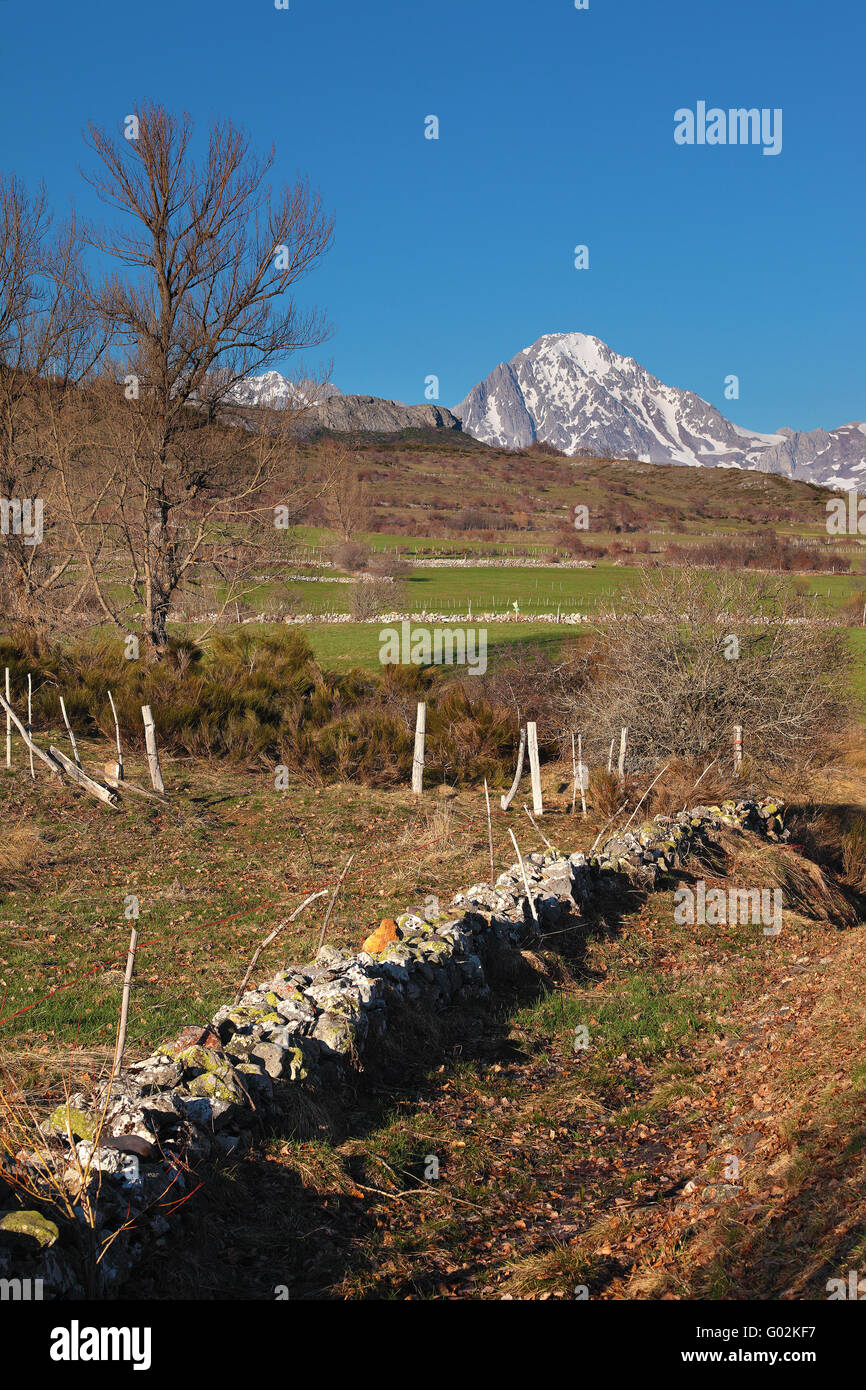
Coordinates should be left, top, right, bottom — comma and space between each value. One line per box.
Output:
68, 102, 333, 653
321, 438, 370, 540
0, 176, 104, 633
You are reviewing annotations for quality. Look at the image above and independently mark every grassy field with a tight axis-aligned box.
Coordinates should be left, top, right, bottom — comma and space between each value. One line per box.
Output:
231, 560, 865, 622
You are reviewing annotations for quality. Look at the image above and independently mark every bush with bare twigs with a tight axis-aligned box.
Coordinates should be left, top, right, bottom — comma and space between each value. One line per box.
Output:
563, 566, 852, 774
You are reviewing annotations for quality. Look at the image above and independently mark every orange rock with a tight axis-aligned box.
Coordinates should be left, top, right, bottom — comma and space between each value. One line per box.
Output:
361, 918, 398, 955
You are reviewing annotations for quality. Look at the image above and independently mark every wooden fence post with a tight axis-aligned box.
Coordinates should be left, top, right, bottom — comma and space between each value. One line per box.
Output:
527, 720, 543, 815
500, 726, 526, 810
617, 726, 628, 781
483, 779, 495, 884
26, 674, 34, 780
107, 690, 124, 781
141, 705, 165, 795
4, 668, 10, 769
733, 724, 743, 773
578, 732, 587, 818
59, 696, 81, 768
411, 701, 426, 795
49, 746, 119, 807
113, 926, 138, 1075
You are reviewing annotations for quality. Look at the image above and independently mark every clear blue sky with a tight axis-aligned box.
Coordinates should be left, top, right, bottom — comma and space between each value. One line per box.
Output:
2, 0, 863, 432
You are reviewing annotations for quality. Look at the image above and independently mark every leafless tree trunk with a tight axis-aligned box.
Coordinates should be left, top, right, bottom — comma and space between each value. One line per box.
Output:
71, 102, 334, 654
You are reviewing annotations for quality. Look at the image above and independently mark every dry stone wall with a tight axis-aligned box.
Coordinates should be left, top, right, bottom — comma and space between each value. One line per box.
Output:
0, 796, 787, 1298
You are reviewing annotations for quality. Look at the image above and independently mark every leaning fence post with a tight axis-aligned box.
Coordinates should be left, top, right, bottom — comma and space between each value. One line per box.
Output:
527, 720, 543, 815
141, 705, 165, 795
411, 701, 426, 795
113, 925, 138, 1076
733, 724, 743, 773
107, 690, 124, 781
501, 726, 527, 810
59, 696, 81, 768
617, 726, 628, 781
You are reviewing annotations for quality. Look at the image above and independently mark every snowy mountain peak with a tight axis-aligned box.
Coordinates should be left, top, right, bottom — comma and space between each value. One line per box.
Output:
454, 333, 866, 489
230, 373, 342, 410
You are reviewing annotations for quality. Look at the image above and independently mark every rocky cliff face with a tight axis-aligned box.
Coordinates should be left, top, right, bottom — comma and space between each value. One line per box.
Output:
304, 393, 462, 434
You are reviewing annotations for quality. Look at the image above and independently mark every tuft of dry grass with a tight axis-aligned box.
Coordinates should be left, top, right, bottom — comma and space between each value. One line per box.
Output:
0, 822, 45, 886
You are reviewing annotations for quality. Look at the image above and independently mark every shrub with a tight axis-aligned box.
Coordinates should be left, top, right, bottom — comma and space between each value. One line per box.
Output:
367, 552, 411, 578
350, 576, 404, 619
333, 541, 369, 572
562, 566, 852, 774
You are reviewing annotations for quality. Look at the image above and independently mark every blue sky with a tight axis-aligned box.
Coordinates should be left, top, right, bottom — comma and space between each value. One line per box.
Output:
1, 0, 863, 431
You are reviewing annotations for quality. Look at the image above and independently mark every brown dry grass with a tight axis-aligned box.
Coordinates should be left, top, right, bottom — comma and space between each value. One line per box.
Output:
0, 822, 44, 886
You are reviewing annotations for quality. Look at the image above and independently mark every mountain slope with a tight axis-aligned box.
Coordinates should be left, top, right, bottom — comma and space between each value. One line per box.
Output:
454, 333, 866, 488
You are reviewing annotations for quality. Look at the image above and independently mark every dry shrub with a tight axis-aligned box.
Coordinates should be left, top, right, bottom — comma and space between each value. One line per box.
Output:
647, 758, 743, 817
564, 566, 852, 775
783, 803, 866, 901
349, 575, 404, 619
333, 540, 369, 572
367, 552, 410, 579
588, 767, 625, 817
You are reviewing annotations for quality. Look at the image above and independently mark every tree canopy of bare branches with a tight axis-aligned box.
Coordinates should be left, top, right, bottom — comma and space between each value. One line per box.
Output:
59, 102, 334, 651
0, 175, 104, 634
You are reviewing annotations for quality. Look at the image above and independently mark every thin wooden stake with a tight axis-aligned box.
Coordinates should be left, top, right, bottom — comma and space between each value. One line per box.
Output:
59, 696, 81, 768
500, 726, 526, 810
236, 889, 328, 1003
571, 733, 578, 814
0, 692, 60, 776
141, 705, 165, 794
523, 803, 553, 849
316, 853, 355, 955
483, 778, 495, 885
527, 720, 543, 815
26, 674, 34, 780
578, 732, 587, 818
508, 827, 538, 922
411, 701, 426, 795
620, 764, 671, 836
607, 738, 614, 774
590, 802, 630, 854
4, 668, 9, 769
113, 926, 138, 1075
107, 690, 123, 781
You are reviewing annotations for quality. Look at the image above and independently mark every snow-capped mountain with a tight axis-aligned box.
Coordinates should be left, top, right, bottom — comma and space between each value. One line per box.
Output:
229, 372, 342, 410
454, 333, 866, 489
